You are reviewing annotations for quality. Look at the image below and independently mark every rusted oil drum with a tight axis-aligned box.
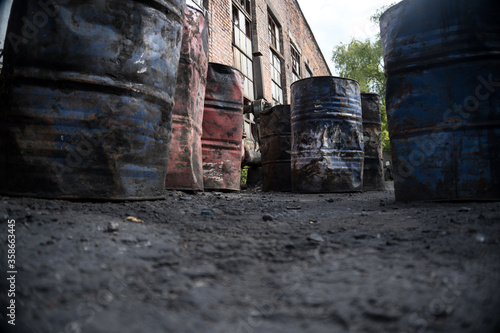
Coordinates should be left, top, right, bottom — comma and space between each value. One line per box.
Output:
260, 105, 292, 192
165, 2, 209, 191
0, 0, 185, 200
291, 77, 364, 193
381, 0, 500, 201
201, 63, 244, 191
361, 93, 384, 191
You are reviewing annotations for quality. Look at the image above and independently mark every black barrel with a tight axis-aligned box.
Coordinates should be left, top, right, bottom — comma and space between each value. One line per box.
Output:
381, 0, 500, 201
291, 77, 364, 193
0, 0, 186, 200
260, 105, 292, 192
361, 93, 384, 191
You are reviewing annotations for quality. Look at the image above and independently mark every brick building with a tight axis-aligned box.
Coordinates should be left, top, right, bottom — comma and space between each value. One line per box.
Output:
206, 0, 331, 106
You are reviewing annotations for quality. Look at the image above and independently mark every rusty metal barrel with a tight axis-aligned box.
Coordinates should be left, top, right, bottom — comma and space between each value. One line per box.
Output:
201, 63, 244, 191
260, 105, 292, 192
361, 93, 384, 191
381, 0, 500, 201
0, 0, 186, 200
291, 77, 364, 193
165, 2, 209, 191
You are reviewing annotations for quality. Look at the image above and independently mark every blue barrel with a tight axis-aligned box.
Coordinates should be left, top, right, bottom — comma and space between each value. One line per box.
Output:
0, 0, 186, 200
291, 77, 364, 193
381, 0, 500, 201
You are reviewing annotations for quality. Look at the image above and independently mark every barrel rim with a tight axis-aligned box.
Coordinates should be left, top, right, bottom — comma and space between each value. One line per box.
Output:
260, 104, 290, 116
360, 92, 380, 97
379, 0, 405, 23
290, 76, 360, 89
208, 62, 244, 76
186, 0, 207, 17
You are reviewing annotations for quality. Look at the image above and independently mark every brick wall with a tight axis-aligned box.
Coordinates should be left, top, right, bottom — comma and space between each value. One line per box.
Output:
207, 0, 233, 66
207, 0, 331, 105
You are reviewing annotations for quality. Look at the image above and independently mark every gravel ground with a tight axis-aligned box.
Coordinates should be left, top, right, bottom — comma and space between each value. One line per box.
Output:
1, 182, 499, 333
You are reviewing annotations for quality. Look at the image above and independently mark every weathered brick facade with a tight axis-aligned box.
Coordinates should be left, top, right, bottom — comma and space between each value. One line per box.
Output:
207, 0, 331, 105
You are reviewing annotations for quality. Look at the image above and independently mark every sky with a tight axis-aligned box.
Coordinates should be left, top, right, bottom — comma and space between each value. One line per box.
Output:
296, 0, 400, 75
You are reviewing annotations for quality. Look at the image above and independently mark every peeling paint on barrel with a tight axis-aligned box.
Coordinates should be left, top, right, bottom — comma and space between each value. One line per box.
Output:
0, 0, 186, 200
260, 105, 292, 192
165, 4, 208, 191
291, 77, 364, 193
361, 93, 384, 191
381, 0, 500, 201
201, 63, 244, 191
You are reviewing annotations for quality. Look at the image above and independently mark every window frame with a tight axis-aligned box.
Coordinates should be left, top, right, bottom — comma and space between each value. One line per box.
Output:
305, 64, 313, 78
291, 45, 301, 83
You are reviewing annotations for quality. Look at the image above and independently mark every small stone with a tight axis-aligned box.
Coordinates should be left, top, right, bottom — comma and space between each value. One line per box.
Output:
201, 210, 214, 217
327, 198, 335, 203
308, 233, 324, 243
107, 221, 120, 232
262, 215, 273, 221
459, 207, 471, 212
475, 233, 485, 243
180, 196, 193, 201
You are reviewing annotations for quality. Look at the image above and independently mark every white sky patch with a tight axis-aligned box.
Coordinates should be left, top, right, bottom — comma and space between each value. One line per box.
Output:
296, 0, 400, 75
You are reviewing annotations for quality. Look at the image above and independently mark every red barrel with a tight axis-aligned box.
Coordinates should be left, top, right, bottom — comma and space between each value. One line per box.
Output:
201, 63, 244, 191
165, 4, 209, 191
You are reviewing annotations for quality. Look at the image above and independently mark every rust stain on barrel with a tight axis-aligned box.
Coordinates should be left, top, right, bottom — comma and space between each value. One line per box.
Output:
165, 4, 209, 191
201, 63, 244, 191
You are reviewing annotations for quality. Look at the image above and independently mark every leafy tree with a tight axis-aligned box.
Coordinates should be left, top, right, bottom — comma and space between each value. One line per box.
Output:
331, 4, 398, 152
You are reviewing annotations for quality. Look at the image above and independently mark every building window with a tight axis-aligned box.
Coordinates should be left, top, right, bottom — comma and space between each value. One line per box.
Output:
239, 0, 251, 15
271, 51, 283, 105
268, 13, 283, 105
232, 1, 254, 100
268, 14, 280, 53
305, 64, 313, 78
291, 45, 301, 82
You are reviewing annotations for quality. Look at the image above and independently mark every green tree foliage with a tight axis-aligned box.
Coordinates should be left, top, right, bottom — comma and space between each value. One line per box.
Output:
331, 4, 399, 152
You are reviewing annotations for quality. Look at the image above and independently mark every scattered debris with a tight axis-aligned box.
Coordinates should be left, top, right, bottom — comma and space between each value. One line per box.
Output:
201, 210, 214, 217
107, 221, 120, 232
262, 215, 273, 221
124, 216, 144, 223
308, 233, 324, 243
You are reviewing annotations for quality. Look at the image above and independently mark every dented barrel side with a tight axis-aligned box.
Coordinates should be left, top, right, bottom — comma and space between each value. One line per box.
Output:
381, 0, 500, 201
260, 105, 292, 192
361, 93, 385, 191
0, 0, 186, 200
201, 63, 244, 191
165, 4, 208, 191
291, 77, 364, 193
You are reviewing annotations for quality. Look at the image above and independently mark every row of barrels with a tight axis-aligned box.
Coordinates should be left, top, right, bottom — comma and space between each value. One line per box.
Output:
0, 1, 245, 200
1, 0, 499, 201
261, 81, 384, 193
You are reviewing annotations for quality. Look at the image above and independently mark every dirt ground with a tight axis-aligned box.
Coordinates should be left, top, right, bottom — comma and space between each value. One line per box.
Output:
1, 181, 499, 333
